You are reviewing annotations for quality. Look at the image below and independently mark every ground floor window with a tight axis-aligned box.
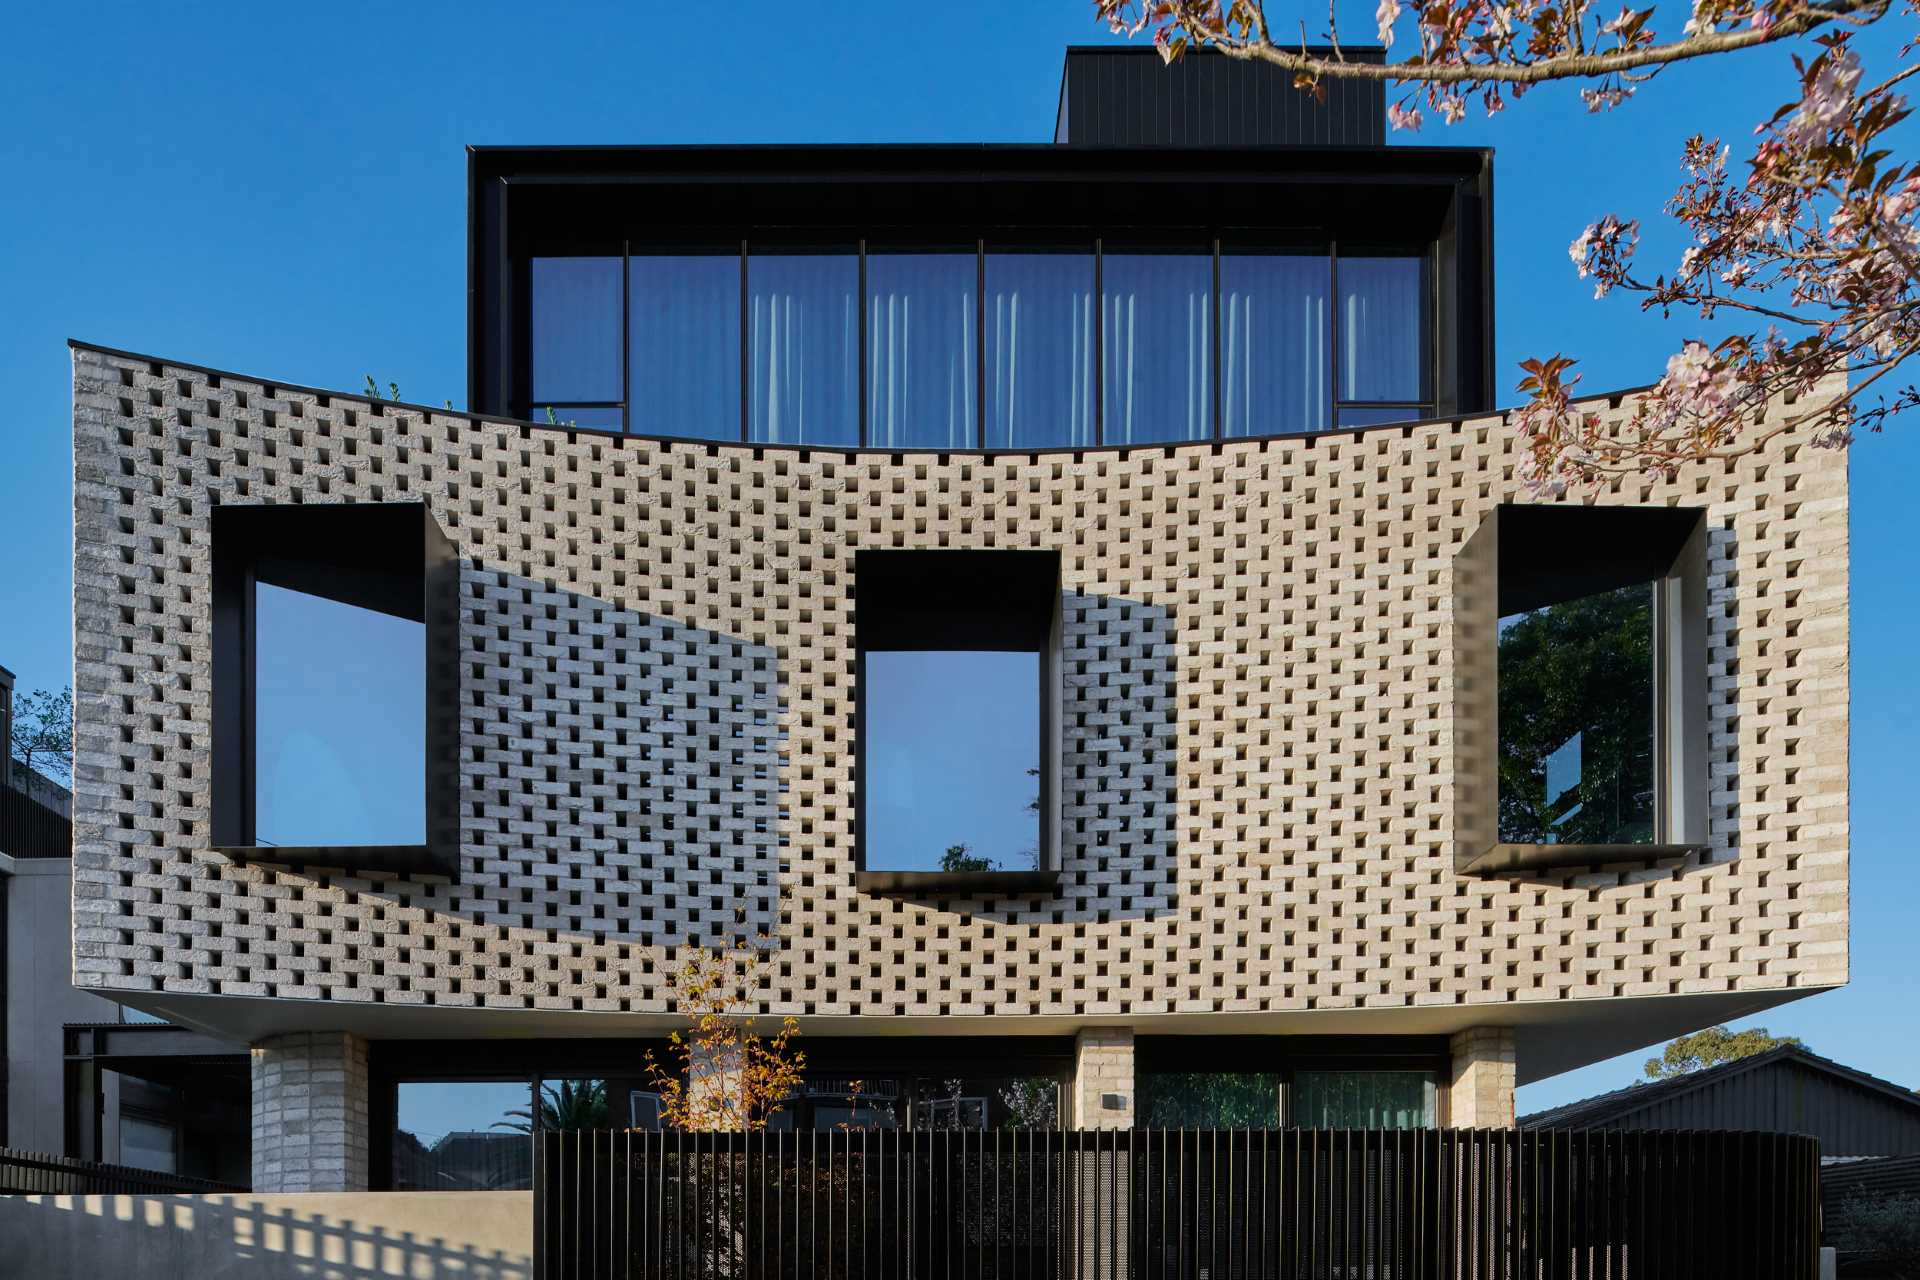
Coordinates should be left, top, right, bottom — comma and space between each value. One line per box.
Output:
1135, 1037, 1447, 1130
766, 1073, 1062, 1131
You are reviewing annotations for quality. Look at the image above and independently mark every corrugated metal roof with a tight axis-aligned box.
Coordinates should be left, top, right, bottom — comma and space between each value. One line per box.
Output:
1520, 1046, 1920, 1157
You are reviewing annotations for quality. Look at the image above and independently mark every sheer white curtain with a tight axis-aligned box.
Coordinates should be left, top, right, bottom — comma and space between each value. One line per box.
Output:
868, 253, 976, 449
1221, 252, 1330, 436
749, 252, 859, 446
629, 253, 740, 441
985, 251, 1095, 449
1338, 256, 1425, 404
1102, 252, 1213, 445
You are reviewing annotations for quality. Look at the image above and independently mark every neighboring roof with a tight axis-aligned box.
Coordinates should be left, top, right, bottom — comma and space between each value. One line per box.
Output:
1521, 1045, 1920, 1131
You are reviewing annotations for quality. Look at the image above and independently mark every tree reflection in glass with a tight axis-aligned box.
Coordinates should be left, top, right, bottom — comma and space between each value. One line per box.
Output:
1497, 583, 1656, 845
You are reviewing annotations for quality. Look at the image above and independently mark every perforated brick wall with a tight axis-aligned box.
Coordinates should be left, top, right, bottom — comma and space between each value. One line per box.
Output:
69, 345, 1849, 1026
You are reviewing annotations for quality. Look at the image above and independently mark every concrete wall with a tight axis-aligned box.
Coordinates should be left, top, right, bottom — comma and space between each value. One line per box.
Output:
0, 1191, 530, 1279
4, 857, 124, 1153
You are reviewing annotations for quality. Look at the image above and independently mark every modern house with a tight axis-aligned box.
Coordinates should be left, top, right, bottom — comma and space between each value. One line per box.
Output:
64, 46, 1849, 1197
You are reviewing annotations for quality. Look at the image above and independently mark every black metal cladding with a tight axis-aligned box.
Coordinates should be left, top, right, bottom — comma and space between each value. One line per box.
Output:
533, 1127, 1821, 1280
1055, 46, 1387, 146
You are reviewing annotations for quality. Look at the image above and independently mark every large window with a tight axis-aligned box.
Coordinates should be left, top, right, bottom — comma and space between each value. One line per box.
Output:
211, 502, 460, 875
522, 241, 1431, 446
868, 249, 977, 449
1453, 504, 1709, 873
393, 1081, 534, 1191
1292, 1071, 1436, 1128
855, 550, 1061, 891
749, 249, 859, 446
986, 247, 1096, 449
1137, 1063, 1441, 1129
630, 250, 741, 440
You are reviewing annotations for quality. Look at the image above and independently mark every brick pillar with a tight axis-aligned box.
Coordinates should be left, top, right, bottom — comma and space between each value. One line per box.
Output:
1446, 1026, 1516, 1129
251, 1032, 371, 1191
1071, 1026, 1134, 1130
689, 1041, 744, 1124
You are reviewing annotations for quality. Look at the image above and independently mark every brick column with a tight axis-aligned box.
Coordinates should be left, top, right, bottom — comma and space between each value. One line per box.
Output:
251, 1032, 371, 1191
1446, 1026, 1516, 1129
1071, 1026, 1134, 1130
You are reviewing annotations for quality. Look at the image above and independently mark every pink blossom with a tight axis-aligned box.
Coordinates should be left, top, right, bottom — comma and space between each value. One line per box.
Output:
1387, 101, 1424, 131
1377, 0, 1402, 47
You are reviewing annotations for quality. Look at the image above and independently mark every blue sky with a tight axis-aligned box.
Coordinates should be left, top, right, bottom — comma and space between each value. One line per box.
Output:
1, 3, 1913, 1111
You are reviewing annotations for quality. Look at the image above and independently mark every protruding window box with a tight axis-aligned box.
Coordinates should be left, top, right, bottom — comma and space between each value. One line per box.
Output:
210, 502, 461, 878
854, 549, 1063, 897
1453, 504, 1708, 875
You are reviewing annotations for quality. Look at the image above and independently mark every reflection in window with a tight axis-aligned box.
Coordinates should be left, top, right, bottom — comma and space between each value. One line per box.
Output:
1139, 1073, 1280, 1128
1336, 405, 1425, 428
1221, 251, 1330, 437
631, 252, 741, 440
120, 1113, 178, 1174
393, 1081, 533, 1191
1102, 251, 1212, 444
1338, 256, 1426, 405
254, 583, 424, 847
528, 405, 624, 431
986, 250, 1095, 449
749, 251, 858, 446
1497, 583, 1656, 846
864, 650, 1040, 873
868, 252, 976, 449
1292, 1071, 1435, 1128
767, 1075, 1059, 1130
529, 256, 622, 405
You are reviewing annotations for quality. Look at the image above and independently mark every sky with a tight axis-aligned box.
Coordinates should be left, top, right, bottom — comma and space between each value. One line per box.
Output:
0, 2, 1914, 1114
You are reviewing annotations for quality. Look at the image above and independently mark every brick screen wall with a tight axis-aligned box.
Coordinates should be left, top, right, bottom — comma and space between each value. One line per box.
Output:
69, 345, 1849, 1024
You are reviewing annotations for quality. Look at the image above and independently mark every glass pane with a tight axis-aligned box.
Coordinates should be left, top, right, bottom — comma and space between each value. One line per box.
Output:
864, 650, 1040, 872
631, 252, 741, 441
1102, 252, 1212, 444
868, 252, 977, 449
530, 256, 622, 404
530, 405, 624, 431
1138, 1073, 1280, 1127
254, 583, 424, 847
1498, 583, 1657, 845
1339, 255, 1425, 403
1221, 251, 1330, 436
748, 251, 858, 446
1292, 1071, 1434, 1128
1336, 405, 1428, 428
121, 1115, 177, 1173
913, 1076, 1061, 1130
985, 250, 1095, 449
393, 1081, 533, 1191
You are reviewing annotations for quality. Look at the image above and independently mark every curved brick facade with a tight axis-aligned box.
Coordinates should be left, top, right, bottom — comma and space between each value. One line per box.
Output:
69, 345, 1849, 1029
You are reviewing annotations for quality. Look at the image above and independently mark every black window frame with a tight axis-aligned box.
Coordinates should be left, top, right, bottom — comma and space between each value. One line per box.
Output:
852, 549, 1063, 896
1452, 503, 1711, 874
1134, 1035, 1451, 1128
209, 501, 461, 877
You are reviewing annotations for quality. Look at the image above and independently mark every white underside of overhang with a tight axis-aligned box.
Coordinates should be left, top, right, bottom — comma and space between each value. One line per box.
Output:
101, 983, 1838, 1086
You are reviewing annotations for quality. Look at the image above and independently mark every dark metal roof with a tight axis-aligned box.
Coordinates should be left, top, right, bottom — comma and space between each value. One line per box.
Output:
1521, 1046, 1920, 1157
1054, 45, 1387, 147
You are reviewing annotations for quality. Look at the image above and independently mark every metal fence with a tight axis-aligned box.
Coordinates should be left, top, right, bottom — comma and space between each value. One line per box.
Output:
0, 781, 70, 859
0, 1147, 247, 1195
534, 1127, 1821, 1280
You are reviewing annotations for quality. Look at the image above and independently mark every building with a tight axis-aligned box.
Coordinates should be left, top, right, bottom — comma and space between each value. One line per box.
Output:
1520, 1045, 1920, 1157
64, 47, 1849, 1195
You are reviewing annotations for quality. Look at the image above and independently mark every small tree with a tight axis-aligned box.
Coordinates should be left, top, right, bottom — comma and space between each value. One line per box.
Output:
1835, 1193, 1920, 1278
644, 941, 806, 1131
1643, 1025, 1802, 1079
939, 843, 999, 873
8, 685, 73, 785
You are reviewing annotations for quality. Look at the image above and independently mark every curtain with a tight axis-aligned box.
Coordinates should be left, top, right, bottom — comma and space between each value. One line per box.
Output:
1291, 1071, 1435, 1128
749, 252, 859, 446
1102, 252, 1213, 445
529, 256, 622, 404
1221, 252, 1330, 436
630, 253, 741, 440
868, 253, 977, 449
1339, 256, 1424, 404
985, 251, 1095, 449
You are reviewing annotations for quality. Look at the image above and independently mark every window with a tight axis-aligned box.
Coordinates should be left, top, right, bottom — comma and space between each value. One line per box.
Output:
868, 249, 977, 449
1221, 250, 1330, 437
1137, 1064, 1441, 1128
1292, 1071, 1436, 1128
393, 1081, 533, 1191
766, 1073, 1062, 1130
1102, 248, 1213, 444
986, 248, 1096, 449
1140, 1073, 1281, 1128
749, 248, 859, 446
630, 250, 741, 440
1336, 254, 1429, 425
855, 550, 1061, 892
1453, 504, 1709, 873
211, 502, 460, 875
529, 255, 622, 427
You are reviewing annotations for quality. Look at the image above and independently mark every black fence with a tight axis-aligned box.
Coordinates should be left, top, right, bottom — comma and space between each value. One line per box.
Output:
0, 780, 70, 859
535, 1127, 1821, 1280
0, 1147, 247, 1195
